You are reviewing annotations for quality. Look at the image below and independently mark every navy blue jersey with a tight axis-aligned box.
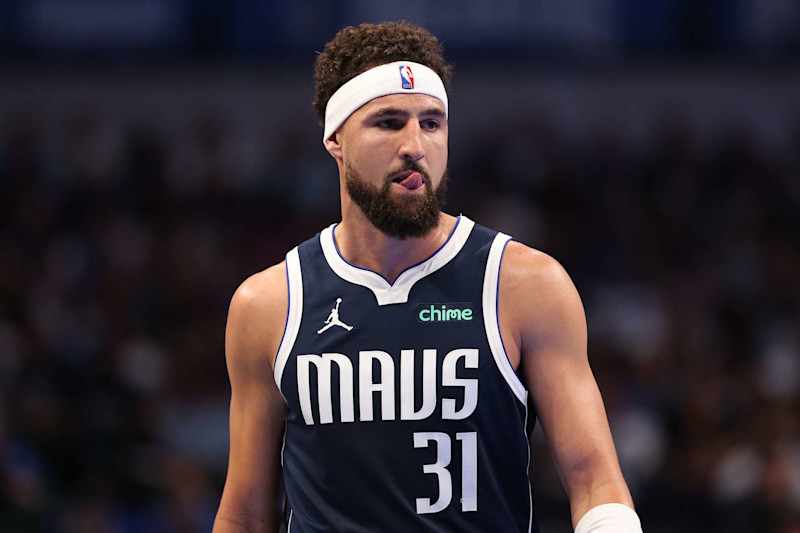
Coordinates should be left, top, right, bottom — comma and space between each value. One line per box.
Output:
274, 216, 535, 532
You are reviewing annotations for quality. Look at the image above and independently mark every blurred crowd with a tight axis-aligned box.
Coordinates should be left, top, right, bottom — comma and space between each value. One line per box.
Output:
0, 74, 799, 532
474, 110, 800, 532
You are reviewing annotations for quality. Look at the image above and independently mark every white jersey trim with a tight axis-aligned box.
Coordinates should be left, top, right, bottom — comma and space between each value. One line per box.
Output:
482, 233, 528, 405
274, 247, 303, 393
319, 216, 476, 306
524, 400, 533, 533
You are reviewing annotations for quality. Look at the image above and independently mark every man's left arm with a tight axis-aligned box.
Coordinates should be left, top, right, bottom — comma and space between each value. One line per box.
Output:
498, 241, 642, 531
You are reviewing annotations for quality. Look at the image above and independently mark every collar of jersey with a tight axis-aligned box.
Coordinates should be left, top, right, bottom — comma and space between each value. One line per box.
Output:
320, 215, 475, 306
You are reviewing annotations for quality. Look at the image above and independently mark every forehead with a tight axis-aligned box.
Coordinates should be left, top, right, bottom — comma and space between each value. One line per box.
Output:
353, 93, 446, 118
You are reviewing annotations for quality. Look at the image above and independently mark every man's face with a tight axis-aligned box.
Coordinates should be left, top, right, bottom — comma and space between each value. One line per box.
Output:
333, 93, 449, 239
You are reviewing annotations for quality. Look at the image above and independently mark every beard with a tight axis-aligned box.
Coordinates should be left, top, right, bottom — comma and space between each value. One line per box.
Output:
344, 160, 448, 240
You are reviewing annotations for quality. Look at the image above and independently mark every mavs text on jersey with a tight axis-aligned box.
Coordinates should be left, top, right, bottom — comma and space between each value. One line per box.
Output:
274, 216, 536, 532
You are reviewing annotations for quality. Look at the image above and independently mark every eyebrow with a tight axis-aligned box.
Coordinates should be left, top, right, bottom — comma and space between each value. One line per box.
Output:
367, 107, 447, 120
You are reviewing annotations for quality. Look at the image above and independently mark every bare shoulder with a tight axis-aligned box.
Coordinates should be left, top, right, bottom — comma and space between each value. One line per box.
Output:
498, 241, 586, 354
230, 261, 288, 316
500, 241, 573, 291
226, 261, 288, 373
500, 241, 581, 312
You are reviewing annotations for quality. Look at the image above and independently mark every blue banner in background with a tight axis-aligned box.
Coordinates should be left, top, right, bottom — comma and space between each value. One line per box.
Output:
1, 0, 798, 64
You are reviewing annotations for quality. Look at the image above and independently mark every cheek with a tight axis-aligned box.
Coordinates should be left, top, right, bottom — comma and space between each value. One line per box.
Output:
433, 143, 448, 174
346, 150, 382, 179
352, 137, 388, 160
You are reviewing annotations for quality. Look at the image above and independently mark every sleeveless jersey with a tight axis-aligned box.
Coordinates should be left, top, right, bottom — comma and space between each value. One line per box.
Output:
274, 216, 536, 532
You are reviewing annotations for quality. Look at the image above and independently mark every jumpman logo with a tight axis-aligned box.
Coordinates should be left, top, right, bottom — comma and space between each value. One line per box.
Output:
317, 298, 354, 334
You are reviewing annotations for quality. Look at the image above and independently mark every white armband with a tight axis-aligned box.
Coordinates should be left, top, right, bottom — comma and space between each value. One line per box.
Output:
574, 503, 643, 533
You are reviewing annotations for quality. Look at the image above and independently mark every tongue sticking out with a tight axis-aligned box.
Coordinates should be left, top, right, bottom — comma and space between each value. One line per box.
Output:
396, 172, 424, 190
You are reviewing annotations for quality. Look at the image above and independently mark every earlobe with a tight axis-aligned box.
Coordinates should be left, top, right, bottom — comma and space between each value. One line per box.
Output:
325, 133, 343, 160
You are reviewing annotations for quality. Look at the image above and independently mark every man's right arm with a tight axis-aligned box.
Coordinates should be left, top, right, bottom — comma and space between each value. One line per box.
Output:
213, 263, 288, 533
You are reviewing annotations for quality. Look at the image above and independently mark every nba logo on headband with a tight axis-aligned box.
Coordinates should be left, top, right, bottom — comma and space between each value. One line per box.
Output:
399, 65, 414, 89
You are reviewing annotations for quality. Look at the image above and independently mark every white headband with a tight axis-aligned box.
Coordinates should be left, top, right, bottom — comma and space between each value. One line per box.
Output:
323, 60, 448, 144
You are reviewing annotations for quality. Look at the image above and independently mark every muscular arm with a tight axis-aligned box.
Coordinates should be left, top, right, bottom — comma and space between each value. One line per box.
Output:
214, 263, 288, 533
498, 242, 634, 528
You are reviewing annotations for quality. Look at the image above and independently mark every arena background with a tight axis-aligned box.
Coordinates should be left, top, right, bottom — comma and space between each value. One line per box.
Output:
1, 1, 799, 531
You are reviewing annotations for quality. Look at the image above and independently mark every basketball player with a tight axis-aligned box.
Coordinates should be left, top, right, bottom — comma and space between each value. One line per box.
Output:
213, 22, 642, 533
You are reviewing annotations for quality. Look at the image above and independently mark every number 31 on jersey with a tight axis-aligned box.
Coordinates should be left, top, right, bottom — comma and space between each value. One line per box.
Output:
414, 431, 478, 514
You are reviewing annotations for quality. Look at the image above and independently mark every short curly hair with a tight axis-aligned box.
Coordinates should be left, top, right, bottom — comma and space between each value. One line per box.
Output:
313, 22, 452, 124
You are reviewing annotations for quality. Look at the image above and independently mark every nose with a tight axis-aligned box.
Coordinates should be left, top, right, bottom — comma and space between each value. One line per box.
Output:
398, 121, 425, 163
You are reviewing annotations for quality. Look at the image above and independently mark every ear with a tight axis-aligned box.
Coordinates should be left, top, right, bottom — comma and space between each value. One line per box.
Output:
324, 131, 343, 160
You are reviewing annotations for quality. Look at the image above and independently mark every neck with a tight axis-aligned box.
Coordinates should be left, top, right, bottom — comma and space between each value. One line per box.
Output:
334, 205, 457, 284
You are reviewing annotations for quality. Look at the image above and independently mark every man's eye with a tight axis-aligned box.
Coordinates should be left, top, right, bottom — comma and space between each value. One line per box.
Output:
377, 119, 401, 129
421, 120, 439, 131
